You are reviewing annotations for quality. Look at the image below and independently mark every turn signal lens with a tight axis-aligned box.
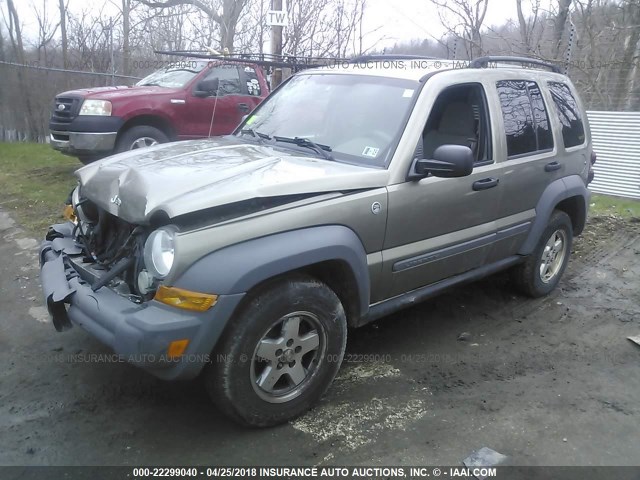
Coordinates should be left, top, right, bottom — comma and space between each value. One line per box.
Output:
154, 285, 217, 312
167, 339, 190, 359
63, 204, 77, 223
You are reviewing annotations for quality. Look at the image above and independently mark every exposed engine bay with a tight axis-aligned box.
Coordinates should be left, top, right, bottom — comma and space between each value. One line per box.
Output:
49, 187, 158, 303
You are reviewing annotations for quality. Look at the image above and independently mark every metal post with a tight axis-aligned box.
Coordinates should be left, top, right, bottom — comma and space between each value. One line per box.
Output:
270, 0, 283, 88
564, 13, 576, 76
110, 16, 115, 86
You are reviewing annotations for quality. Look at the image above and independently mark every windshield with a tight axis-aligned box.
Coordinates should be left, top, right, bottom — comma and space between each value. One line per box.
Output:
239, 73, 419, 167
136, 60, 208, 88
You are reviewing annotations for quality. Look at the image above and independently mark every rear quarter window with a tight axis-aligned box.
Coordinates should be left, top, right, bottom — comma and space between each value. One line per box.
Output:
548, 82, 586, 148
496, 80, 554, 157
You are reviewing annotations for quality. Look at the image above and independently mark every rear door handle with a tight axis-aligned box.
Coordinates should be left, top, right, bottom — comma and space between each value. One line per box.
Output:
237, 103, 250, 113
545, 161, 561, 172
472, 177, 499, 191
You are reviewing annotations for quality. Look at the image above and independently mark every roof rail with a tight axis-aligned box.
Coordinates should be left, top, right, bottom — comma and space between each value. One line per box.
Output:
153, 50, 333, 70
469, 56, 561, 73
349, 54, 438, 63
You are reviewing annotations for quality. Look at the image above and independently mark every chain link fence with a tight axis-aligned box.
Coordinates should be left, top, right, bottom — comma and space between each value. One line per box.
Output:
0, 61, 140, 143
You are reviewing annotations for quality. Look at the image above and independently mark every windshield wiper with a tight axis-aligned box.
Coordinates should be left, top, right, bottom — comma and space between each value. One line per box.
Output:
273, 136, 334, 161
240, 128, 272, 143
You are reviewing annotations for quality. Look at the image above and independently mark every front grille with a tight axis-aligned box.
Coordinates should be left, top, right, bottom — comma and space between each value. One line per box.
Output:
51, 96, 82, 124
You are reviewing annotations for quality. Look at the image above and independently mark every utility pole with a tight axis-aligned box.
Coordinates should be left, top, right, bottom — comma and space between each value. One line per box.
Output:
270, 0, 283, 88
109, 17, 115, 86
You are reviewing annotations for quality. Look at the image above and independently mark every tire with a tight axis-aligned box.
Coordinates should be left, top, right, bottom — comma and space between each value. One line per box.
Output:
204, 275, 347, 427
115, 125, 169, 152
512, 210, 573, 297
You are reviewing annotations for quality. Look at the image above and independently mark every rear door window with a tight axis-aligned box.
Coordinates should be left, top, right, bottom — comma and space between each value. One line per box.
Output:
496, 80, 554, 157
241, 66, 262, 96
204, 66, 242, 96
548, 82, 586, 148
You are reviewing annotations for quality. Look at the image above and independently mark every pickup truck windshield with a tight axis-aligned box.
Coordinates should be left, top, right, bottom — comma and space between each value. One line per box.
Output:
137, 61, 208, 88
240, 73, 419, 167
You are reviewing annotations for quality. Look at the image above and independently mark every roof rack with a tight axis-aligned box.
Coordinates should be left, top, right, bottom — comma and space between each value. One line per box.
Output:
469, 56, 561, 73
349, 54, 438, 63
154, 50, 334, 70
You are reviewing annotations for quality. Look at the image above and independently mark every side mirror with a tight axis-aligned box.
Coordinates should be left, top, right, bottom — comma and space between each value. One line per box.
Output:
413, 145, 474, 178
194, 77, 219, 97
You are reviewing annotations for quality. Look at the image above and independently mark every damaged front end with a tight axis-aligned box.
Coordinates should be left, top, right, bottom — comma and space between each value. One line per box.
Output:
38, 186, 239, 381
41, 186, 162, 330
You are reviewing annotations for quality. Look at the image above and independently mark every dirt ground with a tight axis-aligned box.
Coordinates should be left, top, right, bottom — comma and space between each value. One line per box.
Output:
1, 209, 639, 467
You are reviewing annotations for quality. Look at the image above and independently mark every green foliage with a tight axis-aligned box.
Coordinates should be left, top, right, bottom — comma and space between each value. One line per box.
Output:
590, 194, 640, 219
0, 142, 80, 235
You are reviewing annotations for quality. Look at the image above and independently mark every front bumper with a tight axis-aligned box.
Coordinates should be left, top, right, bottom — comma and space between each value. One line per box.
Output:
49, 115, 124, 156
39, 223, 244, 380
49, 131, 117, 155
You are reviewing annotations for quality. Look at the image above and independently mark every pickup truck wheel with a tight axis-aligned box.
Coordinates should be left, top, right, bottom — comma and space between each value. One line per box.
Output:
204, 275, 347, 427
512, 210, 573, 297
116, 125, 168, 152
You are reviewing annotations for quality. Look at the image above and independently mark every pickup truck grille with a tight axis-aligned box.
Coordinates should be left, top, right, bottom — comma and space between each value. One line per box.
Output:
51, 96, 82, 124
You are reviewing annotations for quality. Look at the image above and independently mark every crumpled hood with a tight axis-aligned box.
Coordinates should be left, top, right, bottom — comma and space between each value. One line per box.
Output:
75, 137, 389, 224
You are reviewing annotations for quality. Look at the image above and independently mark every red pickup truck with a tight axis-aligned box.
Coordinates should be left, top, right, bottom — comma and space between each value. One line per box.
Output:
49, 60, 269, 163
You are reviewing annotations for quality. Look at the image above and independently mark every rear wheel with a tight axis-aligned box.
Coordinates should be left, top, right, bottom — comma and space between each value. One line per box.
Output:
116, 125, 168, 152
204, 275, 347, 427
512, 210, 573, 297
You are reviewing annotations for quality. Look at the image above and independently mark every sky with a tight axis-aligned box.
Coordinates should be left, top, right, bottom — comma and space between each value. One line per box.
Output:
11, 0, 550, 52
363, 0, 525, 49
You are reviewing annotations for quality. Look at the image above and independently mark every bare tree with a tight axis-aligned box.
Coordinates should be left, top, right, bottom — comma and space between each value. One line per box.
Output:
138, 0, 250, 51
0, 22, 5, 61
281, 0, 369, 58
516, 0, 542, 54
430, 0, 489, 59
551, 0, 572, 60
122, 0, 132, 75
233, 0, 268, 53
614, 0, 640, 109
66, 6, 115, 72
33, 0, 60, 64
4, 0, 25, 63
2, 0, 39, 138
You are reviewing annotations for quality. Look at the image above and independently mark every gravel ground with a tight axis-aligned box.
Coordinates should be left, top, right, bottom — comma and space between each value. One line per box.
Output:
0, 209, 639, 467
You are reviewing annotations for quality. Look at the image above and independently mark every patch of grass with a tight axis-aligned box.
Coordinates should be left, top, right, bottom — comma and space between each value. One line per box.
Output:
0, 142, 81, 236
590, 194, 640, 219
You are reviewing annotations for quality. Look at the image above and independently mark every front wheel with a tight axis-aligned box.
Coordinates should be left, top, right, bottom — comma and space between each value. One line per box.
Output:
204, 275, 347, 427
512, 210, 573, 297
115, 125, 168, 152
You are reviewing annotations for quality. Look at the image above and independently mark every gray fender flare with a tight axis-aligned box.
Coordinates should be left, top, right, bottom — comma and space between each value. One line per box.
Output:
518, 175, 590, 255
173, 225, 370, 315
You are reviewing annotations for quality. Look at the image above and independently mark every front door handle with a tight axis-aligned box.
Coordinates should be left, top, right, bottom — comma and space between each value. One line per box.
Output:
545, 161, 562, 172
237, 103, 250, 113
472, 177, 499, 191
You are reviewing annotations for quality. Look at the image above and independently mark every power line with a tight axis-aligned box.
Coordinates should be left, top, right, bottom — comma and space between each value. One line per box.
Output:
0, 60, 141, 79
